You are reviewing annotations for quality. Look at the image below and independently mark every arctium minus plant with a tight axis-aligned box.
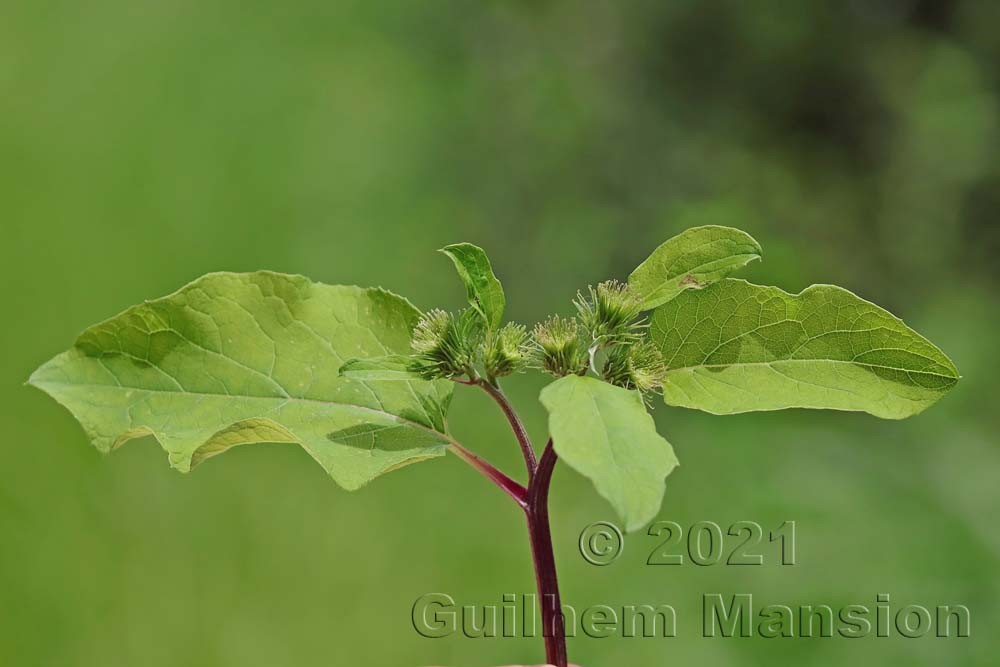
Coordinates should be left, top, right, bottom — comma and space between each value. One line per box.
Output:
28, 226, 960, 666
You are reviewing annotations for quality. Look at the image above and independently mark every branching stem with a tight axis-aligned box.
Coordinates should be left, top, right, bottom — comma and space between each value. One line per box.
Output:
478, 379, 538, 478
450, 382, 567, 666
449, 441, 528, 509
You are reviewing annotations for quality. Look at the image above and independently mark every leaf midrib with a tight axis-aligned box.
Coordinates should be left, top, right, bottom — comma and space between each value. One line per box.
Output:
665, 357, 958, 383
33, 376, 454, 443
661, 249, 760, 277
581, 389, 658, 509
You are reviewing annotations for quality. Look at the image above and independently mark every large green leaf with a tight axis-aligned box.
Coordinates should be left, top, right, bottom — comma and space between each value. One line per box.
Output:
649, 279, 959, 419
440, 242, 506, 330
628, 225, 762, 310
28, 272, 455, 489
540, 376, 679, 532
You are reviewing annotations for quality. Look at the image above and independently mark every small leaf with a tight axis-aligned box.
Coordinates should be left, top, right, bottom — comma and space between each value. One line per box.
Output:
540, 376, 679, 532
28, 272, 455, 490
628, 225, 762, 310
339, 355, 421, 381
440, 243, 506, 330
649, 279, 960, 419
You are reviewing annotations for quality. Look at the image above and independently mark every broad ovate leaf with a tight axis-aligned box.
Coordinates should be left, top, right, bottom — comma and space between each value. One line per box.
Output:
649, 279, 959, 419
540, 376, 679, 532
628, 225, 762, 310
440, 242, 506, 330
29, 272, 455, 490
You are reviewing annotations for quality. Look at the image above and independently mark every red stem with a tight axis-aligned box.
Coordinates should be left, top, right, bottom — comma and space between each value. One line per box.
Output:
449, 442, 528, 509
479, 380, 538, 478
526, 439, 567, 666
451, 380, 567, 665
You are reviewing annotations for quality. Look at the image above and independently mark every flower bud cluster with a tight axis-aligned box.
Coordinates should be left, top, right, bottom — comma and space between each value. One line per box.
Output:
409, 308, 482, 380
574, 280, 644, 346
485, 323, 531, 378
411, 279, 667, 392
409, 310, 531, 381
601, 340, 669, 392
530, 315, 589, 378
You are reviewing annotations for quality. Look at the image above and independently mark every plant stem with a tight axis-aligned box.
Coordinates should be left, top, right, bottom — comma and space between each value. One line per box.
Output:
478, 379, 538, 478
526, 439, 567, 666
449, 442, 528, 509
453, 383, 567, 665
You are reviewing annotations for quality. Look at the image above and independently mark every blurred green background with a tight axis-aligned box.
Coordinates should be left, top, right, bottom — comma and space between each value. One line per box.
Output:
2, 1, 998, 665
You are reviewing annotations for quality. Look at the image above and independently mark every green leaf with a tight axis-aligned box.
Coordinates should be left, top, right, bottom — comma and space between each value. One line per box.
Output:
649, 279, 959, 419
440, 243, 506, 330
628, 225, 762, 310
339, 355, 422, 381
28, 272, 455, 490
540, 376, 679, 532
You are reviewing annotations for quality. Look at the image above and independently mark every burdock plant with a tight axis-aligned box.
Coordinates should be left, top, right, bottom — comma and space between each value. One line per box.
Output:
28, 228, 959, 666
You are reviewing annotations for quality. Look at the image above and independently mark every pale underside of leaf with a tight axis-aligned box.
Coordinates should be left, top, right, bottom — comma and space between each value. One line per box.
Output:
649, 279, 959, 419
29, 272, 454, 490
440, 243, 506, 330
540, 376, 679, 532
628, 225, 762, 311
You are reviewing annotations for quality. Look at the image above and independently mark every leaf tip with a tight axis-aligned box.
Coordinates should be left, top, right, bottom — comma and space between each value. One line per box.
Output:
168, 455, 194, 474
25, 360, 49, 389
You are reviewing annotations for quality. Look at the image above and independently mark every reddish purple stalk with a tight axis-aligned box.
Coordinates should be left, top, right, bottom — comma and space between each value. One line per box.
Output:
449, 441, 528, 508
526, 440, 567, 666
451, 380, 568, 667
479, 380, 538, 478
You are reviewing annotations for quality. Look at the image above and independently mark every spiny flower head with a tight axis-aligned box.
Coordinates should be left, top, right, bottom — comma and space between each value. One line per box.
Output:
575, 280, 644, 345
485, 322, 531, 378
602, 340, 669, 392
409, 308, 481, 380
411, 309, 451, 355
531, 315, 588, 377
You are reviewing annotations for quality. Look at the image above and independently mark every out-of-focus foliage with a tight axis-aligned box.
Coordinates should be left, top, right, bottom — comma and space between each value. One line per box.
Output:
1, 1, 997, 666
